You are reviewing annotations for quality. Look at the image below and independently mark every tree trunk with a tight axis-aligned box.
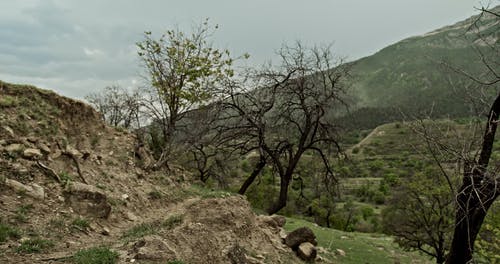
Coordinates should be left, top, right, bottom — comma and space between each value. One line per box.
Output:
446, 93, 500, 263
238, 158, 266, 195
267, 174, 291, 215
445, 179, 497, 264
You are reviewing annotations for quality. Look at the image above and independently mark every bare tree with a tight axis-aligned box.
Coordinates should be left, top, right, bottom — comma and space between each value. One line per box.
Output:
220, 42, 350, 214
404, 6, 499, 263
85, 85, 141, 129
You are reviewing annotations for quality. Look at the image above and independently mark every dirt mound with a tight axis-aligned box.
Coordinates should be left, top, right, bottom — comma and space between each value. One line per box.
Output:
123, 196, 298, 263
0, 81, 307, 263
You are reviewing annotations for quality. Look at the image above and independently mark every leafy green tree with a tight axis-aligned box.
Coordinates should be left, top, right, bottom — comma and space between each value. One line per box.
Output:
383, 171, 454, 264
137, 19, 237, 167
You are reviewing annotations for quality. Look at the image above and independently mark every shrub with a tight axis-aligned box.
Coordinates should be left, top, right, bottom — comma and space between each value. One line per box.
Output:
17, 238, 54, 253
0, 223, 20, 243
73, 246, 119, 264
71, 217, 90, 230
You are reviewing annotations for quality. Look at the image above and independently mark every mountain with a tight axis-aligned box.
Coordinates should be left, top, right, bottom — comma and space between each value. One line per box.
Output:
341, 5, 499, 129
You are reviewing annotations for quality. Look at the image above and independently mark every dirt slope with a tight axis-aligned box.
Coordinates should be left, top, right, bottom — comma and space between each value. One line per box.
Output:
0, 81, 305, 264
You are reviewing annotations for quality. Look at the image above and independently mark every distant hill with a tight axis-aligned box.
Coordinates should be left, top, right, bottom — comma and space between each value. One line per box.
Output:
340, 5, 499, 129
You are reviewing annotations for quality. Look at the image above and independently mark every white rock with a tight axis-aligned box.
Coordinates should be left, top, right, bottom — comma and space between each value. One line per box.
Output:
336, 248, 346, 256
22, 148, 43, 159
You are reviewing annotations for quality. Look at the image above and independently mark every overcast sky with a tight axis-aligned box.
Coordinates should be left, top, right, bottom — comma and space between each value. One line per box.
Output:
0, 0, 495, 99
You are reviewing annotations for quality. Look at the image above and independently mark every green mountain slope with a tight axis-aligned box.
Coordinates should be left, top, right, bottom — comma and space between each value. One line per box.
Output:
343, 6, 499, 129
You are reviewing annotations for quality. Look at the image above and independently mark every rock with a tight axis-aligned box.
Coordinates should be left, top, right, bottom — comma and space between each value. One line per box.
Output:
66, 146, 81, 157
297, 242, 317, 261
5, 178, 44, 200
125, 212, 139, 221
50, 149, 62, 159
335, 248, 346, 257
121, 194, 130, 200
271, 215, 286, 227
285, 227, 317, 250
257, 214, 286, 229
0, 139, 6, 146
5, 144, 23, 153
22, 148, 43, 159
132, 236, 176, 261
279, 229, 288, 241
63, 182, 111, 218
101, 227, 110, 236
2, 126, 14, 137
38, 143, 51, 154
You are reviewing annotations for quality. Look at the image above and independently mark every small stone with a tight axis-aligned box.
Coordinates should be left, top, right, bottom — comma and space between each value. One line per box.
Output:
2, 126, 14, 137
336, 248, 346, 257
101, 227, 110, 236
121, 194, 130, 200
57, 195, 65, 202
22, 148, 43, 159
38, 143, 51, 154
126, 212, 139, 221
5, 144, 23, 153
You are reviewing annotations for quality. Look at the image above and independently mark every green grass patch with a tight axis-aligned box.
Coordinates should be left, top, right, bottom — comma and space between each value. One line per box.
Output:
17, 238, 54, 253
0, 95, 19, 107
284, 217, 431, 264
122, 222, 158, 239
71, 217, 90, 231
162, 215, 183, 229
0, 223, 21, 243
72, 246, 119, 264
15, 204, 34, 222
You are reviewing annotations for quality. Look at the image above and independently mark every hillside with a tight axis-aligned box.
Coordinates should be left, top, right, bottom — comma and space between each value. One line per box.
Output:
341, 5, 499, 129
0, 81, 306, 264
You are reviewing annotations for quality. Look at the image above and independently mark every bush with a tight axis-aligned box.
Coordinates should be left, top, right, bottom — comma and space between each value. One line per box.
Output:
73, 246, 119, 264
71, 217, 90, 230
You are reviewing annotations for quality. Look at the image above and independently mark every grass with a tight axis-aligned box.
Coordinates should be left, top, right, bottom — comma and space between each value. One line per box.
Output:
17, 238, 54, 253
0, 95, 19, 108
71, 217, 90, 231
15, 204, 34, 222
284, 217, 431, 264
0, 223, 21, 243
72, 246, 119, 264
122, 215, 183, 240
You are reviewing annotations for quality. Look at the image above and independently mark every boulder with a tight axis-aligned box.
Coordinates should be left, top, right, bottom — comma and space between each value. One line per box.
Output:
297, 242, 317, 261
63, 182, 111, 218
271, 215, 286, 227
22, 148, 43, 159
284, 227, 317, 249
335, 248, 346, 257
5, 178, 44, 200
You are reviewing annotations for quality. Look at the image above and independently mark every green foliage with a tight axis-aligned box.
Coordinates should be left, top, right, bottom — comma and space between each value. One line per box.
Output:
0, 95, 19, 107
382, 172, 454, 261
17, 238, 54, 253
285, 217, 429, 263
474, 202, 500, 263
0, 223, 20, 243
162, 215, 183, 229
72, 246, 119, 264
122, 222, 158, 239
71, 217, 90, 230
15, 204, 33, 223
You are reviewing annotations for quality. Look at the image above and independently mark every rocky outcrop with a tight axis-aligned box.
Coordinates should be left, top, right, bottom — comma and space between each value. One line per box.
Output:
4, 178, 45, 200
63, 182, 111, 218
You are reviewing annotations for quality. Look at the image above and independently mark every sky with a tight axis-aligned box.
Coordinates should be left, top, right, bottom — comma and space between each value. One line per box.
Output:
0, 0, 496, 99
